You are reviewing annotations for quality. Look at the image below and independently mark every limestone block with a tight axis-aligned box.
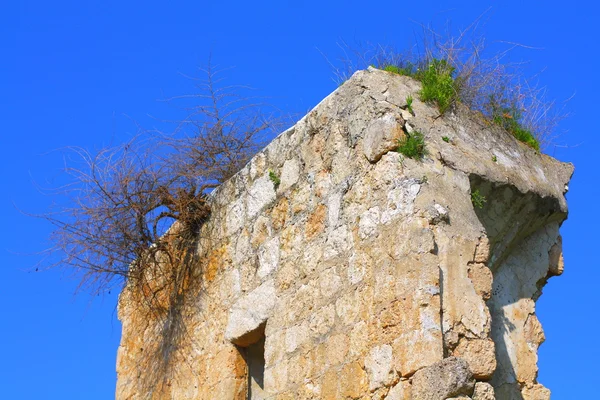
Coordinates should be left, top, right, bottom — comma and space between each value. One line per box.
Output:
258, 236, 280, 278
359, 206, 381, 239
224, 280, 277, 346
386, 380, 411, 400
467, 263, 493, 301
452, 339, 496, 379
285, 322, 309, 353
472, 382, 495, 400
247, 173, 277, 218
381, 178, 421, 224
362, 113, 406, 163
365, 344, 395, 391
521, 384, 551, 400
225, 196, 246, 236
324, 224, 352, 259
410, 357, 475, 400
340, 361, 369, 398
279, 158, 300, 192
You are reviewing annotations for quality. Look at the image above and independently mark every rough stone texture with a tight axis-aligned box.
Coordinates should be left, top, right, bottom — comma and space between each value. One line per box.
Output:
472, 382, 495, 400
225, 279, 277, 346
411, 357, 475, 400
452, 338, 496, 379
116, 68, 573, 399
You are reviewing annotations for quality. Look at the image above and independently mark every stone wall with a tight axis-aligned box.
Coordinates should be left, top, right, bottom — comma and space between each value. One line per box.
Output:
116, 67, 573, 399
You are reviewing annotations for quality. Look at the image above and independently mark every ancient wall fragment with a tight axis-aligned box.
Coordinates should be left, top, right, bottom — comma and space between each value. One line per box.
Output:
116, 67, 573, 399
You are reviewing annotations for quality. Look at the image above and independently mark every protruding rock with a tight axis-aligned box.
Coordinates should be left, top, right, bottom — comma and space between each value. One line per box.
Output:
472, 382, 495, 400
411, 357, 475, 400
453, 339, 496, 379
363, 114, 405, 163
225, 280, 277, 346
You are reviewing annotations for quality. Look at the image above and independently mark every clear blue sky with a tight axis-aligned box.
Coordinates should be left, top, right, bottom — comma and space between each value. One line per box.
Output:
1, 1, 597, 399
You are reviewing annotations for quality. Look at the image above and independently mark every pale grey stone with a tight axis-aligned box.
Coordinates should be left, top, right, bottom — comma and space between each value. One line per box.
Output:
358, 206, 381, 239
411, 357, 475, 400
327, 192, 343, 228
381, 179, 421, 224
324, 224, 352, 259
363, 114, 405, 163
279, 159, 300, 192
247, 174, 277, 218
257, 236, 280, 278
225, 196, 246, 236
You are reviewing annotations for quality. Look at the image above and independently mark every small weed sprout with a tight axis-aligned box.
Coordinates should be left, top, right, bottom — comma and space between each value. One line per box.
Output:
471, 189, 487, 209
269, 170, 281, 189
442, 136, 450, 143
492, 155, 497, 162
406, 95, 414, 115
397, 131, 426, 160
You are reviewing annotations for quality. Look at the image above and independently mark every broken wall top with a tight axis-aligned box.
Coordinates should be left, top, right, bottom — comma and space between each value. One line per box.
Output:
116, 67, 573, 400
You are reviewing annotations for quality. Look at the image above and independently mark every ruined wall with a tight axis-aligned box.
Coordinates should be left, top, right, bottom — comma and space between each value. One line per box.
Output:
116, 67, 573, 400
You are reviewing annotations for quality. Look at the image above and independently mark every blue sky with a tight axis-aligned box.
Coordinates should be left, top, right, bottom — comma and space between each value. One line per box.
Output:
1, 1, 598, 399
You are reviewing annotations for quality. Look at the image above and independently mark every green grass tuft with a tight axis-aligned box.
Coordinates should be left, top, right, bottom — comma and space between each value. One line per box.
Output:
269, 170, 281, 189
493, 111, 540, 151
397, 131, 426, 160
442, 136, 450, 143
383, 65, 401, 74
406, 95, 414, 114
418, 59, 457, 114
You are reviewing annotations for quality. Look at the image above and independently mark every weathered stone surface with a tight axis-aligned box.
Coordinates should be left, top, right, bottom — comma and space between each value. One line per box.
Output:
363, 114, 406, 163
453, 339, 496, 379
224, 280, 277, 346
386, 380, 411, 400
116, 67, 573, 400
472, 382, 495, 400
411, 357, 475, 400
365, 344, 395, 390
521, 383, 551, 400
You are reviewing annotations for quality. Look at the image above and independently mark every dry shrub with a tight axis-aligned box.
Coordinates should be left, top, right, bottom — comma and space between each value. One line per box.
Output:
37, 63, 282, 394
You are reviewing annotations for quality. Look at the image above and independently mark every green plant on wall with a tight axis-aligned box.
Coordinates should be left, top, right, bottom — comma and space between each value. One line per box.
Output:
397, 131, 426, 160
269, 170, 281, 189
471, 189, 487, 209
492, 108, 540, 151
406, 95, 414, 115
418, 59, 457, 114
